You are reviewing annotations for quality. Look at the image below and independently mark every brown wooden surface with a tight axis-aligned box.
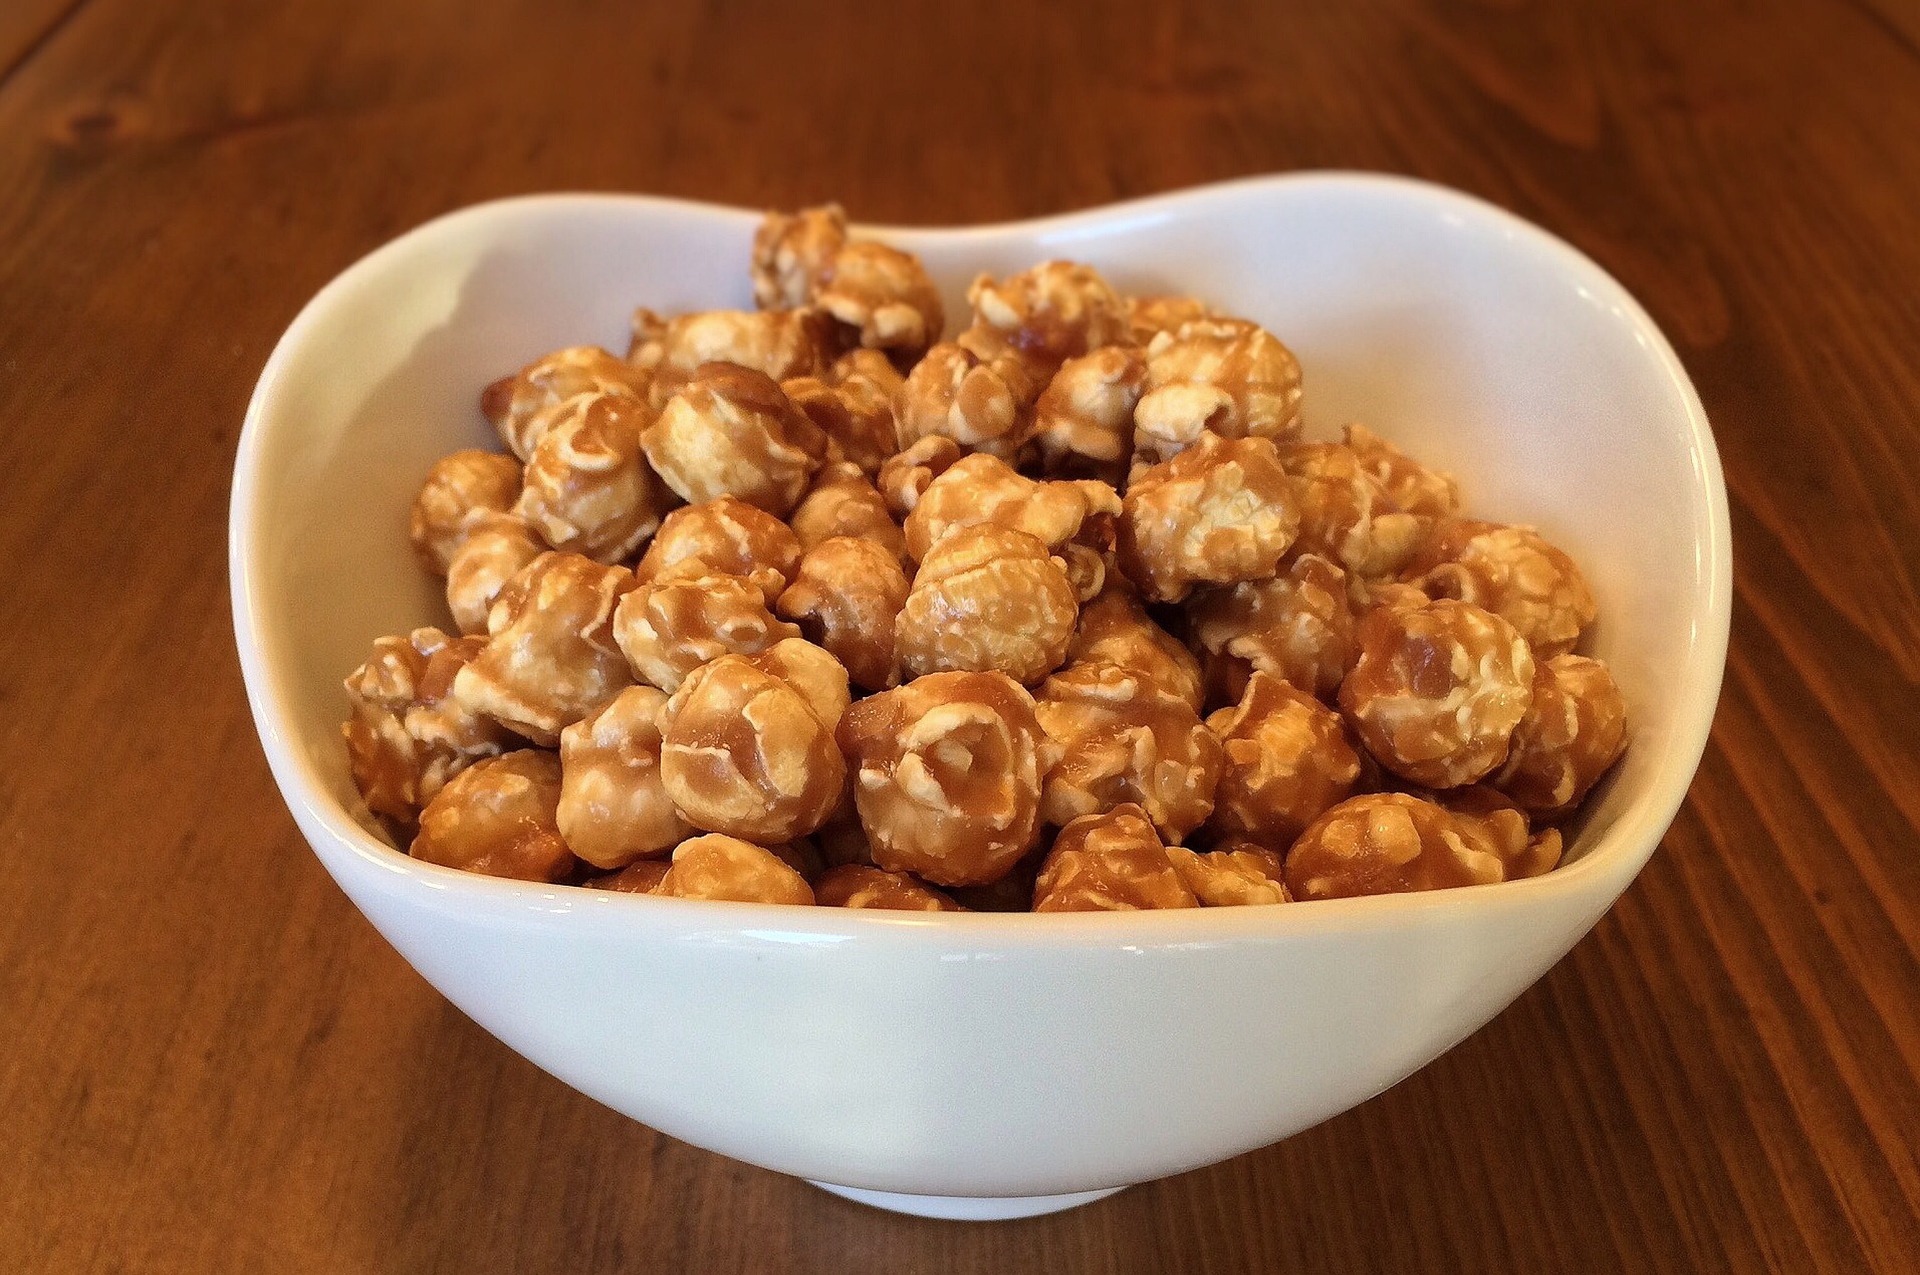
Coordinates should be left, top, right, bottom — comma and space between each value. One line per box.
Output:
2, 0, 1917, 1270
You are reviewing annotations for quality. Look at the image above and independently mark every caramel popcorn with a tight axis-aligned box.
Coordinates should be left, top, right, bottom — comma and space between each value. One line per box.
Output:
451, 552, 635, 746
482, 346, 651, 462
1344, 423, 1459, 519
410, 449, 523, 575
1117, 433, 1301, 603
783, 369, 900, 477
1282, 441, 1426, 580
751, 205, 847, 310
1030, 345, 1147, 482
1187, 553, 1353, 700
876, 434, 964, 521
895, 525, 1080, 685
1406, 519, 1597, 658
514, 392, 673, 564
343, 628, 513, 823
775, 536, 910, 692
902, 452, 1120, 564
896, 341, 1032, 458
556, 685, 690, 869
1035, 661, 1222, 842
629, 307, 835, 407
411, 750, 576, 883
641, 363, 827, 517
611, 572, 801, 692
1285, 792, 1532, 899
657, 651, 846, 843
1123, 294, 1215, 346
1133, 318, 1303, 466
1065, 581, 1205, 714
654, 833, 817, 905
1493, 654, 1628, 818
787, 463, 908, 562
1205, 672, 1362, 847
960, 261, 1128, 373
837, 671, 1055, 886
444, 512, 547, 636
1032, 805, 1197, 912
587, 858, 672, 893
1165, 842, 1292, 906
1338, 598, 1535, 788
814, 864, 963, 911
632, 496, 803, 604
744, 637, 852, 734
817, 240, 945, 358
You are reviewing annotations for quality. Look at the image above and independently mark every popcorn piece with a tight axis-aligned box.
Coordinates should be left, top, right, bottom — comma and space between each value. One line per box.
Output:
1285, 792, 1527, 899
657, 652, 846, 843
775, 537, 910, 692
744, 638, 852, 734
1032, 804, 1197, 912
1406, 519, 1597, 658
629, 308, 835, 407
787, 463, 908, 562
1344, 423, 1459, 519
837, 671, 1056, 886
410, 450, 523, 575
1493, 654, 1628, 818
1117, 433, 1301, 603
1338, 598, 1535, 788
586, 859, 673, 893
960, 260, 1128, 372
1035, 661, 1222, 842
411, 750, 576, 883
612, 573, 801, 693
514, 392, 673, 564
482, 346, 651, 462
1030, 345, 1147, 483
343, 628, 514, 823
783, 369, 899, 477
876, 434, 965, 521
1066, 580, 1205, 715
445, 512, 547, 637
633, 496, 803, 604
895, 525, 1080, 685
1165, 842, 1293, 906
641, 364, 827, 517
654, 833, 816, 905
1133, 319, 1303, 466
897, 341, 1033, 458
1123, 294, 1215, 346
557, 685, 691, 869
1187, 553, 1353, 700
1282, 442, 1426, 580
814, 864, 963, 911
751, 205, 847, 310
1205, 672, 1361, 847
817, 240, 945, 358
901, 452, 1121, 563
452, 552, 635, 746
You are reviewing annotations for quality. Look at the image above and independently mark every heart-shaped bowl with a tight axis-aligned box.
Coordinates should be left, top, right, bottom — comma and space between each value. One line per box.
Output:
231, 173, 1729, 1221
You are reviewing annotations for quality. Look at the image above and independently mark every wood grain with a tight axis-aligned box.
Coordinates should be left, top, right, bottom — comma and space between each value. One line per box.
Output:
1, 0, 1915, 1269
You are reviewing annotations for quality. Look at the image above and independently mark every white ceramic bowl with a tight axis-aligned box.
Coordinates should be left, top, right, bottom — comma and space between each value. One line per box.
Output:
231, 173, 1730, 1221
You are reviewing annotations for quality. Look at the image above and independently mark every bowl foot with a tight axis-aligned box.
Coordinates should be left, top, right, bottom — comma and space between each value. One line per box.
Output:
807, 1180, 1126, 1220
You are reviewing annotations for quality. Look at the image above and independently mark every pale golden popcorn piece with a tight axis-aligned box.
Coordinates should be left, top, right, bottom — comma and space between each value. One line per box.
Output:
587, 858, 673, 893
1343, 423, 1459, 519
1187, 553, 1353, 700
814, 864, 963, 911
1338, 598, 1535, 789
452, 552, 635, 747
1285, 792, 1529, 899
960, 260, 1128, 372
876, 434, 964, 521
1066, 581, 1205, 715
743, 638, 852, 734
751, 204, 848, 310
410, 449, 523, 576
775, 537, 910, 692
514, 392, 673, 564
633, 496, 803, 605
817, 239, 945, 358
1030, 345, 1147, 483
1282, 441, 1426, 580
1406, 519, 1598, 658
1206, 672, 1362, 847
1035, 661, 1222, 842
482, 346, 651, 462
896, 525, 1080, 685
654, 834, 816, 905
628, 307, 835, 407
1132, 318, 1303, 466
411, 750, 576, 883
1493, 654, 1628, 819
445, 512, 546, 636
901, 452, 1121, 563
343, 628, 514, 824
1032, 805, 1198, 913
896, 341, 1033, 458
788, 463, 908, 562
611, 572, 801, 693
783, 371, 899, 477
837, 670, 1056, 886
1123, 294, 1216, 346
1166, 842, 1293, 906
556, 685, 691, 870
1117, 433, 1301, 604
657, 653, 846, 843
641, 363, 827, 517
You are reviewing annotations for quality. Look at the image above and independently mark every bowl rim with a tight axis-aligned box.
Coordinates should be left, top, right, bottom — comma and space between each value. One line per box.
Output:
230, 170, 1732, 941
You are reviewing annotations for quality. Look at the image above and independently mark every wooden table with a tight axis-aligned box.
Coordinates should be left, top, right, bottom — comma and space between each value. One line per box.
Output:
5, 0, 1917, 1269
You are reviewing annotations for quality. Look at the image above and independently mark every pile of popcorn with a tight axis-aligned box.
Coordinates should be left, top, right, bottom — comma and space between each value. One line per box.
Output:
343, 205, 1627, 912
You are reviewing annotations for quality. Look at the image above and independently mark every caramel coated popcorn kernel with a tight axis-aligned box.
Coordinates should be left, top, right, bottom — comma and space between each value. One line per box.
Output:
515, 391, 673, 564
612, 572, 801, 693
1118, 433, 1300, 603
655, 833, 817, 905
1493, 654, 1628, 818
411, 750, 576, 883
1406, 519, 1597, 658
343, 627, 513, 824
1205, 672, 1362, 847
775, 536, 911, 692
411, 450, 524, 576
633, 496, 804, 604
1285, 792, 1525, 899
641, 363, 827, 516
1032, 804, 1197, 912
1133, 318, 1303, 466
557, 685, 691, 869
1035, 661, 1222, 842
895, 525, 1080, 685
